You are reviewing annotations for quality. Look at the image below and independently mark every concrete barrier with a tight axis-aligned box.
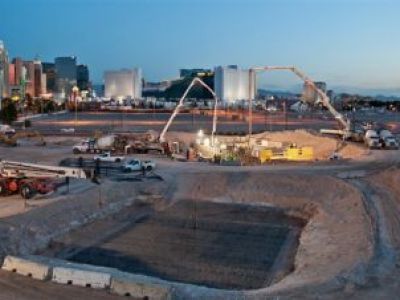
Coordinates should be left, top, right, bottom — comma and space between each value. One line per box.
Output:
111, 276, 172, 299
1, 255, 51, 280
52, 266, 111, 289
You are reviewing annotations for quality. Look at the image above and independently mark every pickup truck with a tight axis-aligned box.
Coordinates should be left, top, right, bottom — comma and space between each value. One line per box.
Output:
379, 130, 399, 149
122, 159, 156, 172
0, 125, 15, 135
93, 152, 125, 163
364, 129, 381, 149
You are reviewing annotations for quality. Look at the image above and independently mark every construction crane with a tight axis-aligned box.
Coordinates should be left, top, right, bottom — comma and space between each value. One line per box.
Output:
249, 66, 352, 138
159, 77, 219, 145
0, 160, 92, 199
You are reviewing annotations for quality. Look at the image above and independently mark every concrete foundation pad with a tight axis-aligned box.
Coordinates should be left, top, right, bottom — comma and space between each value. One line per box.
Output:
111, 276, 172, 299
52, 266, 111, 289
1, 255, 51, 280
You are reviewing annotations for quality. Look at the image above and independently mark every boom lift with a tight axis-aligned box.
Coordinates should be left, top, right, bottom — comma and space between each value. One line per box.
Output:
0, 160, 92, 199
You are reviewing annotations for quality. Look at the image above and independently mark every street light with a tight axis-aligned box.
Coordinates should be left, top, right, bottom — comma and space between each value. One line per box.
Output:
72, 86, 79, 134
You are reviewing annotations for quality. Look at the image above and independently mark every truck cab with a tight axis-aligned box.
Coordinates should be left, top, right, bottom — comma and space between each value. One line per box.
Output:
379, 130, 399, 149
73, 139, 97, 154
364, 130, 381, 149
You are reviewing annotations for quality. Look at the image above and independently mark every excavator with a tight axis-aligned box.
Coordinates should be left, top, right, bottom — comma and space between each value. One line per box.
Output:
0, 160, 94, 199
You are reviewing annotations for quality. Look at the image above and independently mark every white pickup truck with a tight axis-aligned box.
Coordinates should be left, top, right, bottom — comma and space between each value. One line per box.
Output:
364, 130, 381, 149
0, 125, 15, 135
122, 159, 156, 172
93, 152, 125, 163
379, 130, 399, 149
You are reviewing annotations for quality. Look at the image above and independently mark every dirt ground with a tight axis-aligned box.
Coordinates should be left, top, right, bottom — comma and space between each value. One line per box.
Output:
45, 200, 305, 290
0, 131, 398, 299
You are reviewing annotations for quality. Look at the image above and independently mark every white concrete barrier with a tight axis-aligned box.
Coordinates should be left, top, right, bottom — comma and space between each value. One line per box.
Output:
1, 255, 51, 280
111, 277, 172, 300
52, 266, 111, 289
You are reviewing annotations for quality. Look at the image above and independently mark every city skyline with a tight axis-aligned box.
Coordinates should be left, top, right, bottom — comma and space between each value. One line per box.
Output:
1, 0, 400, 95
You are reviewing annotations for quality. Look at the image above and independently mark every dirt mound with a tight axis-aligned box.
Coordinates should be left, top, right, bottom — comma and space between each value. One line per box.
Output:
166, 130, 367, 160
253, 130, 367, 160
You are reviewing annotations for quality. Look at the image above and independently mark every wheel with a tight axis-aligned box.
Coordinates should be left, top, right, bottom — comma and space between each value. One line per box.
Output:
20, 184, 36, 199
73, 148, 81, 154
115, 158, 121, 163
146, 166, 153, 171
0, 180, 7, 196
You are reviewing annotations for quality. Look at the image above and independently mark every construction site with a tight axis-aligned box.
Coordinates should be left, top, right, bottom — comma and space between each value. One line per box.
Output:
0, 66, 399, 300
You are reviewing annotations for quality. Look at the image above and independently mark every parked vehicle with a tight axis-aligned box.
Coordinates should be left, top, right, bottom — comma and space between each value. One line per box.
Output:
0, 125, 15, 135
122, 159, 156, 172
364, 130, 381, 149
94, 152, 125, 163
0, 160, 89, 199
379, 130, 399, 149
73, 135, 125, 154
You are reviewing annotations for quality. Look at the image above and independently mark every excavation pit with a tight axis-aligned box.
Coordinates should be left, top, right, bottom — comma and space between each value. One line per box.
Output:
47, 201, 306, 290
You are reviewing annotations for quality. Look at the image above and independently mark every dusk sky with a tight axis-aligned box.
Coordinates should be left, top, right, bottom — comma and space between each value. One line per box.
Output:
1, 0, 399, 94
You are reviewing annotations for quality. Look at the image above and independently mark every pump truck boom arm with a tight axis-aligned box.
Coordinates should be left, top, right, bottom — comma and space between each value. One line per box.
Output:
159, 77, 219, 144
0, 160, 89, 179
250, 66, 350, 132
0, 160, 94, 199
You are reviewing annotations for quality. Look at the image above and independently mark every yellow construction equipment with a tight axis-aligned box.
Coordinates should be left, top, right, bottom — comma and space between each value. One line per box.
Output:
283, 146, 314, 161
258, 149, 273, 163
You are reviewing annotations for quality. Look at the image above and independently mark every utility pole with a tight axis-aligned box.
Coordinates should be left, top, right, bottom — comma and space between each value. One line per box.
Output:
72, 86, 79, 135
283, 100, 288, 130
248, 69, 256, 144
20, 77, 27, 130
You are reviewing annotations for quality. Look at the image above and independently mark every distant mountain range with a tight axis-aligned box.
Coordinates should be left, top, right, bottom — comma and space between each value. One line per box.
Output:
258, 86, 400, 101
330, 85, 400, 99
257, 89, 299, 98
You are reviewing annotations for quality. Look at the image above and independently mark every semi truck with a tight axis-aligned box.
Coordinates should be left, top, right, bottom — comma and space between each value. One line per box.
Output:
73, 133, 163, 155
73, 135, 128, 154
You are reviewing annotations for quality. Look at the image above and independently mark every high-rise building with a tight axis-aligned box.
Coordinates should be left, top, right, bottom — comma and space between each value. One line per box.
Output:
104, 68, 142, 100
42, 62, 56, 93
8, 57, 40, 99
55, 56, 77, 96
22, 60, 35, 97
214, 65, 254, 103
8, 63, 15, 86
9, 57, 25, 101
92, 84, 104, 98
0, 41, 9, 104
12, 57, 23, 86
77, 64, 90, 91
33, 59, 44, 96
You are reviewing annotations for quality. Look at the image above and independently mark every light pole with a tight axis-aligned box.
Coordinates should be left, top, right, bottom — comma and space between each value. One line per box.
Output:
72, 86, 79, 134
